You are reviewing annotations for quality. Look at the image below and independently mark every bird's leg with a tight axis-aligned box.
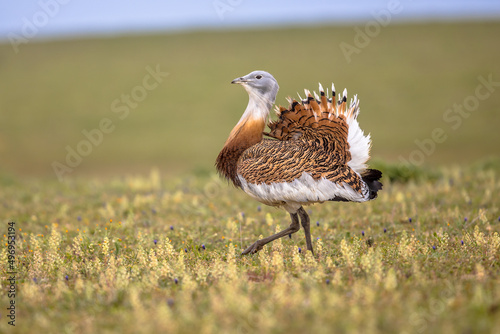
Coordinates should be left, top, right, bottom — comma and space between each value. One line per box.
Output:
241, 212, 301, 255
298, 207, 314, 255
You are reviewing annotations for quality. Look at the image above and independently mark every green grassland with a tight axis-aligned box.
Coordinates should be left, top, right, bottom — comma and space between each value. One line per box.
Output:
0, 21, 499, 178
0, 21, 500, 333
0, 166, 499, 333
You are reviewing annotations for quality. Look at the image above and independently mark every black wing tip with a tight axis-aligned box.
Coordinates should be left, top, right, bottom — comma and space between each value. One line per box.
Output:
363, 169, 382, 181
328, 196, 350, 202
362, 169, 383, 199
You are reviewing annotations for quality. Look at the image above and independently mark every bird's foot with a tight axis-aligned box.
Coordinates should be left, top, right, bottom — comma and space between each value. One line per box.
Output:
241, 240, 264, 255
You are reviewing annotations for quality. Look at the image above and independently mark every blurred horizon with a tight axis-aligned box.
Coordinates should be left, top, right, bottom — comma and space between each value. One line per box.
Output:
1, 0, 500, 42
0, 2, 499, 181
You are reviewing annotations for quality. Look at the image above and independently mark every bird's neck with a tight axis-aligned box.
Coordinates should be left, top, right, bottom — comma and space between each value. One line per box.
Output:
240, 88, 275, 121
216, 96, 270, 186
228, 93, 270, 144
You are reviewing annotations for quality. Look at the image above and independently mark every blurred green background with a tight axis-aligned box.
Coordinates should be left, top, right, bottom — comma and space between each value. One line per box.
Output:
0, 21, 499, 180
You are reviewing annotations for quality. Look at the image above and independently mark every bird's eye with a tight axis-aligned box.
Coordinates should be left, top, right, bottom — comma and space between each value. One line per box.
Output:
256, 75, 263, 79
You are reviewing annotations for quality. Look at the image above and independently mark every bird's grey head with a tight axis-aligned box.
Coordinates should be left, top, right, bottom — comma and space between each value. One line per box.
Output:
231, 70, 279, 106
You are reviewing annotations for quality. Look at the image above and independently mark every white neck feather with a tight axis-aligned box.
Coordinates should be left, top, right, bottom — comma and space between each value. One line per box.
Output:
236, 88, 274, 126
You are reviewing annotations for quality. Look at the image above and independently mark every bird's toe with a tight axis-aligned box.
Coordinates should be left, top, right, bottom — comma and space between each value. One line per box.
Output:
241, 241, 263, 255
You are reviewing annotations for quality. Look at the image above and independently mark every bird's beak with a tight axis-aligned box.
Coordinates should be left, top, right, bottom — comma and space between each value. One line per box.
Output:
231, 77, 248, 84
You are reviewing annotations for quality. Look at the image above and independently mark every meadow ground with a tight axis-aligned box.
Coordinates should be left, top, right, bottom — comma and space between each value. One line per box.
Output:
0, 164, 499, 333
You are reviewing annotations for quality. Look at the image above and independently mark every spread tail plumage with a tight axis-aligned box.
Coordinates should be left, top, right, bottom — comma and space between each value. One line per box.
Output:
265, 83, 372, 175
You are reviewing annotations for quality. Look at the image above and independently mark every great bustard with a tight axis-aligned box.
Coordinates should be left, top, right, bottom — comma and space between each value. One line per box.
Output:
215, 70, 382, 255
